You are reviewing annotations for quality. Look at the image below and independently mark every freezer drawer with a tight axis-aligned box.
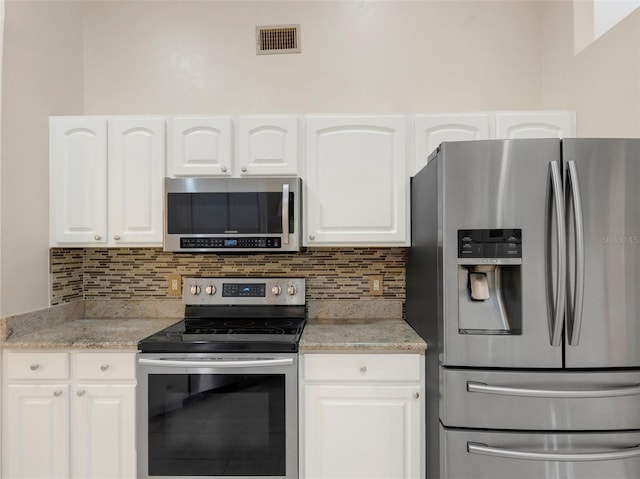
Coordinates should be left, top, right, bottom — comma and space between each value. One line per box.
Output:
442, 368, 640, 430
442, 426, 640, 479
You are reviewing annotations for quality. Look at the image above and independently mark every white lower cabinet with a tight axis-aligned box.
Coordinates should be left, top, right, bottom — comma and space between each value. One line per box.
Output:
2, 350, 136, 479
300, 353, 424, 479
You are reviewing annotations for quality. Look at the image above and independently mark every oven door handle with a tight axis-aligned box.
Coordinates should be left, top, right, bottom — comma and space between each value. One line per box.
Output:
138, 357, 294, 368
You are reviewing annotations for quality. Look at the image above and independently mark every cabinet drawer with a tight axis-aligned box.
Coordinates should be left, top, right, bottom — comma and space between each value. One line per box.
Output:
6, 352, 70, 379
304, 354, 421, 382
75, 352, 136, 380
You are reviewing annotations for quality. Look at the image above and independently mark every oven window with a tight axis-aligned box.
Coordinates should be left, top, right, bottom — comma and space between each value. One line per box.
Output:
147, 373, 286, 476
167, 192, 295, 235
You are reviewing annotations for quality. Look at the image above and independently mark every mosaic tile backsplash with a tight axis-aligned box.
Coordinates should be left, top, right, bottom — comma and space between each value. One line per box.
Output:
50, 248, 407, 305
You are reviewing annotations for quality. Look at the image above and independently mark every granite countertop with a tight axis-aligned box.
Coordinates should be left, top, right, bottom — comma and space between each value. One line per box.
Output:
1, 299, 426, 352
1, 316, 426, 352
299, 318, 426, 353
1, 318, 179, 350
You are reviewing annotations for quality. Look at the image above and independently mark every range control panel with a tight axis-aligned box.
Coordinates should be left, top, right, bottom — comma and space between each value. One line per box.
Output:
458, 229, 522, 259
183, 277, 305, 306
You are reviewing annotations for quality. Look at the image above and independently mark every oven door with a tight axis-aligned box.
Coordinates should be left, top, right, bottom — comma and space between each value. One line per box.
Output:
137, 353, 298, 479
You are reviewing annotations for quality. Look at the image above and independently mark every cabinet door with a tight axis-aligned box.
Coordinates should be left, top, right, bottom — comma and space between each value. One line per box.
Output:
4, 384, 70, 479
237, 116, 298, 176
108, 119, 165, 245
304, 384, 422, 479
72, 384, 136, 479
495, 111, 576, 139
168, 117, 232, 176
414, 114, 491, 175
50, 118, 107, 246
305, 116, 408, 246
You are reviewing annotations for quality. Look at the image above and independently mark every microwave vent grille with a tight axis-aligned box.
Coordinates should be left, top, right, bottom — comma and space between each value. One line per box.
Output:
256, 24, 300, 55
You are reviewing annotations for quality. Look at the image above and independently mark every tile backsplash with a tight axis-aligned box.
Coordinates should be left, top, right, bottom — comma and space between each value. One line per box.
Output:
50, 248, 407, 305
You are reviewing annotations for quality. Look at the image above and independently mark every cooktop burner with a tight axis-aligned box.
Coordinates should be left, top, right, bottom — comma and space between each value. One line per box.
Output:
138, 277, 306, 353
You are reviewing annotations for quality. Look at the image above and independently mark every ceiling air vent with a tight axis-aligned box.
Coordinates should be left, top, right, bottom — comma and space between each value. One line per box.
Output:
256, 24, 300, 55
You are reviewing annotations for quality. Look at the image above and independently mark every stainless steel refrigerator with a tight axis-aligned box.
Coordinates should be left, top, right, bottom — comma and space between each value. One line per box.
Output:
406, 139, 640, 479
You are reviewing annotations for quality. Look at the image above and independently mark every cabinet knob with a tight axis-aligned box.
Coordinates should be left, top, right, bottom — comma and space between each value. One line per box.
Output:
53, 390, 63, 397
309, 235, 315, 241
100, 364, 110, 371
241, 167, 247, 172
360, 366, 367, 373
30, 364, 40, 371
94, 235, 102, 241
113, 235, 120, 241
221, 166, 227, 173
77, 390, 86, 397
413, 392, 420, 399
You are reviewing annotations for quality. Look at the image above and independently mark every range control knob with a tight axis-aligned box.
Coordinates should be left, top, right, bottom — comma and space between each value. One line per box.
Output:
190, 285, 201, 296
205, 285, 216, 295
287, 285, 298, 296
271, 285, 282, 296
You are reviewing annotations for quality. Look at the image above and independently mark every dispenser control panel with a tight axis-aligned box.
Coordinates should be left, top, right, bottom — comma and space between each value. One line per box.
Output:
458, 229, 522, 259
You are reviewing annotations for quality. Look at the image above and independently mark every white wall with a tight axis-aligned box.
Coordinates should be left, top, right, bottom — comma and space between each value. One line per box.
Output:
82, 1, 545, 114
0, 0, 84, 316
541, 1, 640, 137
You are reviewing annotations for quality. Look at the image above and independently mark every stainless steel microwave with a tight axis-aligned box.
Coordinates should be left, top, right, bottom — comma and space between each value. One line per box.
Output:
163, 177, 302, 253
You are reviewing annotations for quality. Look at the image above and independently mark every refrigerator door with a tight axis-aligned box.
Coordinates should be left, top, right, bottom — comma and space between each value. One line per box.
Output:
442, 427, 640, 479
441, 139, 563, 368
441, 368, 640, 430
563, 139, 640, 368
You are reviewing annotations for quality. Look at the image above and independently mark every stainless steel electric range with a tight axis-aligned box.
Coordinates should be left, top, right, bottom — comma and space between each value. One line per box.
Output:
137, 277, 305, 479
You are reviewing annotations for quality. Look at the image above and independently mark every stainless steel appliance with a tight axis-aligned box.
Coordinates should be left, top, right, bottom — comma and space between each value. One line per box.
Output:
164, 177, 302, 253
406, 139, 640, 478
137, 277, 305, 479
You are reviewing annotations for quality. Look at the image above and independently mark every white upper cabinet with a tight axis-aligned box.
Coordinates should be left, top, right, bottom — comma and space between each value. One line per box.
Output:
495, 111, 576, 139
237, 116, 298, 176
414, 113, 491, 175
50, 117, 165, 247
108, 119, 165, 245
50, 118, 108, 245
167, 116, 298, 177
167, 117, 233, 177
305, 115, 409, 246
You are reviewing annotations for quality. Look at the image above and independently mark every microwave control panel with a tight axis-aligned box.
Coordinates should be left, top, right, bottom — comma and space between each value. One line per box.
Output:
180, 237, 282, 249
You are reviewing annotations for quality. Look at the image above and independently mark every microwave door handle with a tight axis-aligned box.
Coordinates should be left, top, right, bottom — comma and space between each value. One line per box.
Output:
282, 183, 290, 244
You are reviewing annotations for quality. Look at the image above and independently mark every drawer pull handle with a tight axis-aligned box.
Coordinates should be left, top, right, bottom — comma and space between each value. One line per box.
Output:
77, 390, 85, 397
413, 392, 420, 399
360, 366, 367, 373
30, 364, 40, 371
468, 442, 640, 462
53, 390, 63, 397
467, 381, 640, 398
100, 364, 110, 371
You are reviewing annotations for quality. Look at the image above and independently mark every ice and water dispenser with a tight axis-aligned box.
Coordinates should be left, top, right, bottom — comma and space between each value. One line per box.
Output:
457, 229, 522, 335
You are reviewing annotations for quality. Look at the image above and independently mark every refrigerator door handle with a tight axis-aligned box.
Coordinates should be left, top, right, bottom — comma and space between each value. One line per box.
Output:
467, 442, 640, 462
467, 381, 640, 398
567, 160, 585, 346
549, 161, 566, 346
